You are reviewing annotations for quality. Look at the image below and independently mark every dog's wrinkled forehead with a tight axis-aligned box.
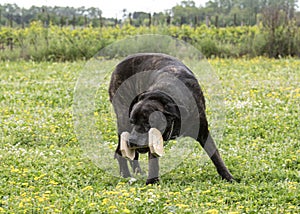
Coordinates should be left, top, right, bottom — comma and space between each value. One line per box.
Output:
130, 101, 163, 123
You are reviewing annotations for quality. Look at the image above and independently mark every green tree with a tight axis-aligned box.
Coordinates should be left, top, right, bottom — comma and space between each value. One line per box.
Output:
171, 0, 200, 25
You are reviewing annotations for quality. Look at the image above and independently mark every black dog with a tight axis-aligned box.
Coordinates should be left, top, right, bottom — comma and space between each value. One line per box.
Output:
109, 53, 233, 184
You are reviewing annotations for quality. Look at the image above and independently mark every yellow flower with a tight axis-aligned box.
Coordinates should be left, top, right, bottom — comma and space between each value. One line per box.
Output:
38, 197, 45, 202
19, 202, 24, 208
202, 190, 211, 194
81, 186, 93, 191
11, 167, 20, 173
102, 198, 109, 205
183, 187, 192, 192
122, 192, 130, 197
108, 205, 117, 210
123, 208, 131, 213
89, 202, 96, 207
106, 190, 119, 195
176, 204, 189, 208
49, 180, 58, 185
205, 209, 218, 214
34, 173, 47, 181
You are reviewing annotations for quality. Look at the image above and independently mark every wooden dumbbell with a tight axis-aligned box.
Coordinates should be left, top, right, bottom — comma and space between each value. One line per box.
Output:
149, 128, 164, 157
120, 132, 135, 160
120, 128, 164, 160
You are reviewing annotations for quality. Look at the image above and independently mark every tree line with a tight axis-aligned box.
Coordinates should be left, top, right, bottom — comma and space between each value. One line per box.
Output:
0, 0, 299, 28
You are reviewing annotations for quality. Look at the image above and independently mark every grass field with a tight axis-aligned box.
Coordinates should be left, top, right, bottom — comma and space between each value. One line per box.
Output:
0, 58, 299, 213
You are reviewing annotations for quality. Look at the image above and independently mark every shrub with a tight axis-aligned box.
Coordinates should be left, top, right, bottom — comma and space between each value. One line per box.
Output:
0, 21, 299, 61
197, 38, 219, 57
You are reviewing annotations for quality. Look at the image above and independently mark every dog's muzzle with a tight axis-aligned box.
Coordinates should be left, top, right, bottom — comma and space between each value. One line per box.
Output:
128, 131, 148, 149
120, 128, 164, 160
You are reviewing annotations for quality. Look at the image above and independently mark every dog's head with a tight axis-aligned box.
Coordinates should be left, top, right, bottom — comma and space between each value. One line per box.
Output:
128, 91, 180, 152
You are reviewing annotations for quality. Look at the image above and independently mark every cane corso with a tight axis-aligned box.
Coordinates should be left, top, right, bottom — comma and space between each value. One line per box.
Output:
109, 53, 233, 184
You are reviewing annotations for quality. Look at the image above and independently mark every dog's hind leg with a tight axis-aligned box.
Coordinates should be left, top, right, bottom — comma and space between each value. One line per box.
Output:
198, 133, 234, 182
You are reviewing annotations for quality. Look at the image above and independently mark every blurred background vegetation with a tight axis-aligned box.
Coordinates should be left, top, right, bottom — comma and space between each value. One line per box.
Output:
0, 0, 299, 60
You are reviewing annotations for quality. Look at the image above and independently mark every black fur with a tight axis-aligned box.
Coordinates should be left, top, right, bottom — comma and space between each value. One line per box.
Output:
109, 53, 234, 184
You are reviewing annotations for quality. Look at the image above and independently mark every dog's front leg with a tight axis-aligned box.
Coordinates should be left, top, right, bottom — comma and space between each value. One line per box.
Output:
115, 135, 131, 178
115, 153, 131, 178
146, 152, 160, 185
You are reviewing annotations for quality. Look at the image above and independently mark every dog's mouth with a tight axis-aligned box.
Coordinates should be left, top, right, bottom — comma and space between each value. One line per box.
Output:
128, 129, 164, 157
127, 132, 149, 149
127, 132, 158, 154
136, 147, 150, 154
121, 128, 164, 158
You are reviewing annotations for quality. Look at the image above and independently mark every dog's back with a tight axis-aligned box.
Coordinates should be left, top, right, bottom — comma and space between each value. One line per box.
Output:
109, 53, 194, 101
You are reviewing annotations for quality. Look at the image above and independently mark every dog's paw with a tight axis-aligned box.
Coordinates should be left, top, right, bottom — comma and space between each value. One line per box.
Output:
221, 172, 235, 183
146, 177, 160, 185
230, 177, 241, 183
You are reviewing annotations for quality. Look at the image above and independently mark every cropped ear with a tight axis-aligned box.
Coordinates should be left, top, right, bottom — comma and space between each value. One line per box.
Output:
163, 103, 180, 119
164, 103, 189, 121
